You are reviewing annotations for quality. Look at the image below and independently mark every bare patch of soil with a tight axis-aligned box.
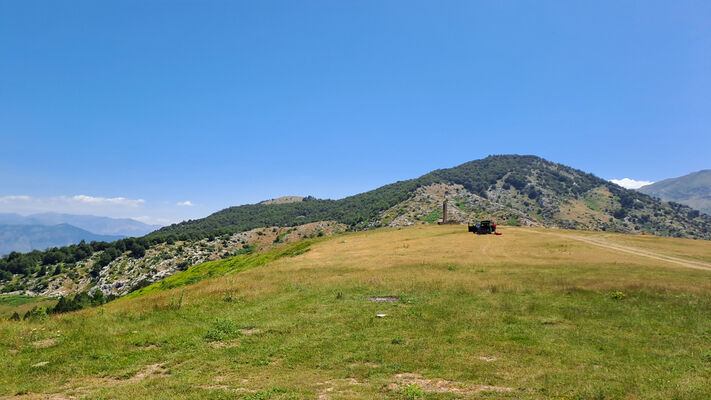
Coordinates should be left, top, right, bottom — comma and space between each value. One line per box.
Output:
128, 363, 170, 382
31, 339, 57, 348
317, 378, 364, 400
391, 373, 513, 394
210, 341, 239, 349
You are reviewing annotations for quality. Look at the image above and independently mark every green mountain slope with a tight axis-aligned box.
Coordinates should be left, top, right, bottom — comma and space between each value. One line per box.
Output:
152, 155, 711, 240
639, 170, 711, 215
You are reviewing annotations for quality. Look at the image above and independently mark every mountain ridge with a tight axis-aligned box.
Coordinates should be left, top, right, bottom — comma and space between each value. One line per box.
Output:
0, 213, 160, 237
0, 224, 124, 256
152, 155, 711, 240
638, 169, 711, 215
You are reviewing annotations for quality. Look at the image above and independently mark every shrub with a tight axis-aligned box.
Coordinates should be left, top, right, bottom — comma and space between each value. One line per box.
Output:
610, 291, 626, 300
23, 306, 48, 322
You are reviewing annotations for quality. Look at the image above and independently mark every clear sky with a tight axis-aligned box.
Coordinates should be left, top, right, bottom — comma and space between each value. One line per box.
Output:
1, 1, 709, 225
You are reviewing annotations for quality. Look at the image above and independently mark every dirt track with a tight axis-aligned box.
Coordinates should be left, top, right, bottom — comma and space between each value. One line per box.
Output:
540, 231, 711, 272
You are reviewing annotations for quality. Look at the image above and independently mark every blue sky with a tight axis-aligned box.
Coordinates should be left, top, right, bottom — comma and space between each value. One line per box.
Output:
1, 1, 709, 224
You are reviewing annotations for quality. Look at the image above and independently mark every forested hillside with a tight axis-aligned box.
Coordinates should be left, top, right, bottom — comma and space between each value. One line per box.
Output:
152, 155, 711, 239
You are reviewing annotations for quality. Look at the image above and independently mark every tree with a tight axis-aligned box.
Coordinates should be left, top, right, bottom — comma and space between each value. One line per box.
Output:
91, 290, 106, 306
129, 244, 146, 259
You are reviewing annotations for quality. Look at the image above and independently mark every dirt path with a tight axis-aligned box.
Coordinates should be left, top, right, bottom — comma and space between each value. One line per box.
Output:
539, 231, 711, 272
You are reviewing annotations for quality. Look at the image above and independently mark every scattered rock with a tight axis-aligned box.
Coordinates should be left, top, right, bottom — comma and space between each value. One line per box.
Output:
376, 314, 388, 318
239, 328, 261, 335
369, 296, 399, 302
475, 356, 498, 362
32, 361, 50, 368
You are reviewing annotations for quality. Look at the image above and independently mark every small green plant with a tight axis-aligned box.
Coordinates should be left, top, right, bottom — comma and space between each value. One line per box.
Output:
168, 289, 185, 310
335, 291, 344, 300
610, 291, 626, 300
507, 217, 520, 226
223, 290, 239, 303
703, 351, 711, 363
23, 306, 48, 322
446, 264, 457, 271
400, 384, 424, 400
391, 336, 404, 345
205, 318, 239, 341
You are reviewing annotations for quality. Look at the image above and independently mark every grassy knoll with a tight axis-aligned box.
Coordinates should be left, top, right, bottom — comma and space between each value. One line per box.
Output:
0, 295, 56, 319
2, 225, 711, 399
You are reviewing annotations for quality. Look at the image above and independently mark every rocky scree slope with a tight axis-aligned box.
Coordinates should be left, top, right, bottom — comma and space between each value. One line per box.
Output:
2, 222, 344, 298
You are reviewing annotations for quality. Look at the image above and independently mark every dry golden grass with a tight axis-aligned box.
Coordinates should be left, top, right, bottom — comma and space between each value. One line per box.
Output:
3, 225, 711, 399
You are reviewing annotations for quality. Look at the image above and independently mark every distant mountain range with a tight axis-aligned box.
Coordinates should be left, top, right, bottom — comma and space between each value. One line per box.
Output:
0, 224, 124, 255
638, 170, 711, 216
0, 213, 160, 236
0, 213, 160, 255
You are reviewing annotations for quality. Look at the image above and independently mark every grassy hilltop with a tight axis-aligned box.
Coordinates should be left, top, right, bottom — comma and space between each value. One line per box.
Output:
3, 225, 711, 399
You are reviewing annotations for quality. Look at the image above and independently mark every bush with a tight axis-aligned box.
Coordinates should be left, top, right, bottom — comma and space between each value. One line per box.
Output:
23, 306, 48, 322
610, 291, 626, 300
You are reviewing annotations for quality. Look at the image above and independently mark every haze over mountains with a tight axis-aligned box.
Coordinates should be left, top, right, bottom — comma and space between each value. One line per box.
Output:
0, 224, 123, 256
638, 170, 711, 216
0, 213, 160, 236
0, 213, 159, 255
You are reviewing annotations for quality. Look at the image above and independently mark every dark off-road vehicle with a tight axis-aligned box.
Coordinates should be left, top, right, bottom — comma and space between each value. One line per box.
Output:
468, 220, 497, 235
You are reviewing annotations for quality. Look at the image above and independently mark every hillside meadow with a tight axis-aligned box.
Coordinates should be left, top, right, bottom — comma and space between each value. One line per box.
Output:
2, 225, 711, 399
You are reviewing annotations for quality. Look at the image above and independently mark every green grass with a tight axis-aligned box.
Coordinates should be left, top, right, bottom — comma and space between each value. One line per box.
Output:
2, 226, 711, 399
0, 295, 56, 319
0, 294, 41, 307
584, 197, 601, 212
124, 240, 313, 299
423, 209, 442, 223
